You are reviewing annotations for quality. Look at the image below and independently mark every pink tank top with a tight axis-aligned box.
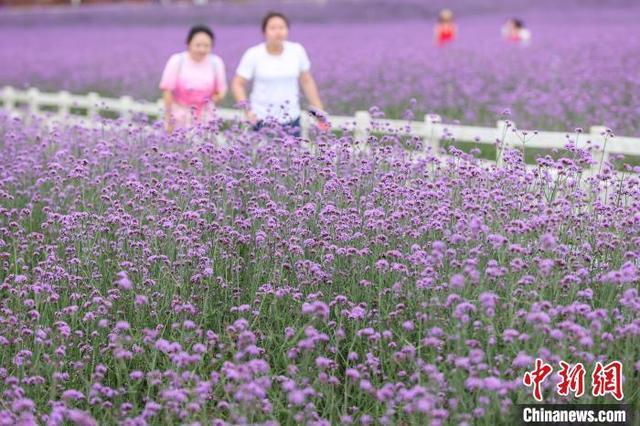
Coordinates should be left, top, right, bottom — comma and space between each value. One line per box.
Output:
160, 52, 226, 119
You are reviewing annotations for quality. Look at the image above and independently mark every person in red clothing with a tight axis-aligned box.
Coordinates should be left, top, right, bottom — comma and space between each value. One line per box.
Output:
434, 9, 457, 47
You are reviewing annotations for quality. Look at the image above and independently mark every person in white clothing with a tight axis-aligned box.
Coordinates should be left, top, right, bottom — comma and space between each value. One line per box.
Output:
502, 18, 532, 46
231, 11, 328, 137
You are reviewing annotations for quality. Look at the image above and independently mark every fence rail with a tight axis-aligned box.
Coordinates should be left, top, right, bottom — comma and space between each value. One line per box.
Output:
2, 86, 639, 176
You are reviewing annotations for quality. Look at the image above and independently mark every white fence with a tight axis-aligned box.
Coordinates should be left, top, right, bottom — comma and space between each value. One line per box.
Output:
2, 86, 639, 176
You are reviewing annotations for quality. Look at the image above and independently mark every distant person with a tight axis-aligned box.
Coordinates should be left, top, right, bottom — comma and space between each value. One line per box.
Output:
502, 18, 531, 46
434, 9, 457, 47
159, 25, 227, 133
231, 11, 328, 138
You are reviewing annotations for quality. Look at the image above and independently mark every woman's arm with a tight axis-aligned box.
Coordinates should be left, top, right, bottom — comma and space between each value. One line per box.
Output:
299, 71, 324, 113
300, 71, 330, 131
212, 58, 227, 105
162, 89, 174, 133
231, 75, 257, 123
231, 75, 247, 105
159, 54, 179, 133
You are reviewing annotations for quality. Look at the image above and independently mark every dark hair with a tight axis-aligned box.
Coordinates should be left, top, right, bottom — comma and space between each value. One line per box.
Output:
262, 11, 289, 33
186, 25, 215, 45
512, 18, 524, 29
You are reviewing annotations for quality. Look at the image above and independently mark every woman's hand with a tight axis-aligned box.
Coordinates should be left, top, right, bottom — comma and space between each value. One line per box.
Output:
309, 107, 330, 132
316, 119, 331, 132
164, 110, 174, 134
162, 90, 174, 134
244, 109, 258, 125
230, 77, 257, 125
231, 75, 255, 125
212, 91, 226, 105
165, 118, 174, 134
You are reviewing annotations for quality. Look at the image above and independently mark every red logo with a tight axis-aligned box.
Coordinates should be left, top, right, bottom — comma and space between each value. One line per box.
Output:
591, 361, 624, 401
523, 360, 624, 401
523, 358, 554, 402
557, 361, 586, 397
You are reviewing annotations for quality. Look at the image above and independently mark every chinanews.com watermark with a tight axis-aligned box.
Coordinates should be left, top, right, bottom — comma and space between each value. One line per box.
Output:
511, 359, 637, 425
516, 404, 632, 425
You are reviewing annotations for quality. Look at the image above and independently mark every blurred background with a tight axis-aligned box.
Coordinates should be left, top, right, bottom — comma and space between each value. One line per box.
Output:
1, 0, 639, 135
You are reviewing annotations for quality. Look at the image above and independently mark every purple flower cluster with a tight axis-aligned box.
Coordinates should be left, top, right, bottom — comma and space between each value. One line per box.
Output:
0, 56, 639, 423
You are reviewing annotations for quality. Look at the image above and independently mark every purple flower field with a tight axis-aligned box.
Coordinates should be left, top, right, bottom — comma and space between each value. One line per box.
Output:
1, 1, 640, 424
0, 107, 639, 424
1, 2, 639, 135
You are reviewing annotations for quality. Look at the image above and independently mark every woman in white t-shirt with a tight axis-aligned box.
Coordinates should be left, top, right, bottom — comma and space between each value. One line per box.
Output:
231, 11, 327, 137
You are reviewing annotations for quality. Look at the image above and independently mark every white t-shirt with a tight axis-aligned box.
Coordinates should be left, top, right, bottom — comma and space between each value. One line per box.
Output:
236, 40, 311, 123
519, 28, 532, 44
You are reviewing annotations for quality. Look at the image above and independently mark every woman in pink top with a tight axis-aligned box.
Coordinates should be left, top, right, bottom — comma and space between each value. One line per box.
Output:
159, 25, 227, 133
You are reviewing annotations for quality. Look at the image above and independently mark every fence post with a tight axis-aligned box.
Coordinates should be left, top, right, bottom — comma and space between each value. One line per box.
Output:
354, 110, 370, 142
495, 120, 511, 166
27, 87, 40, 115
300, 112, 311, 140
1, 86, 16, 113
58, 91, 71, 117
118, 95, 134, 120
423, 114, 442, 156
588, 125, 609, 178
86, 92, 100, 120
